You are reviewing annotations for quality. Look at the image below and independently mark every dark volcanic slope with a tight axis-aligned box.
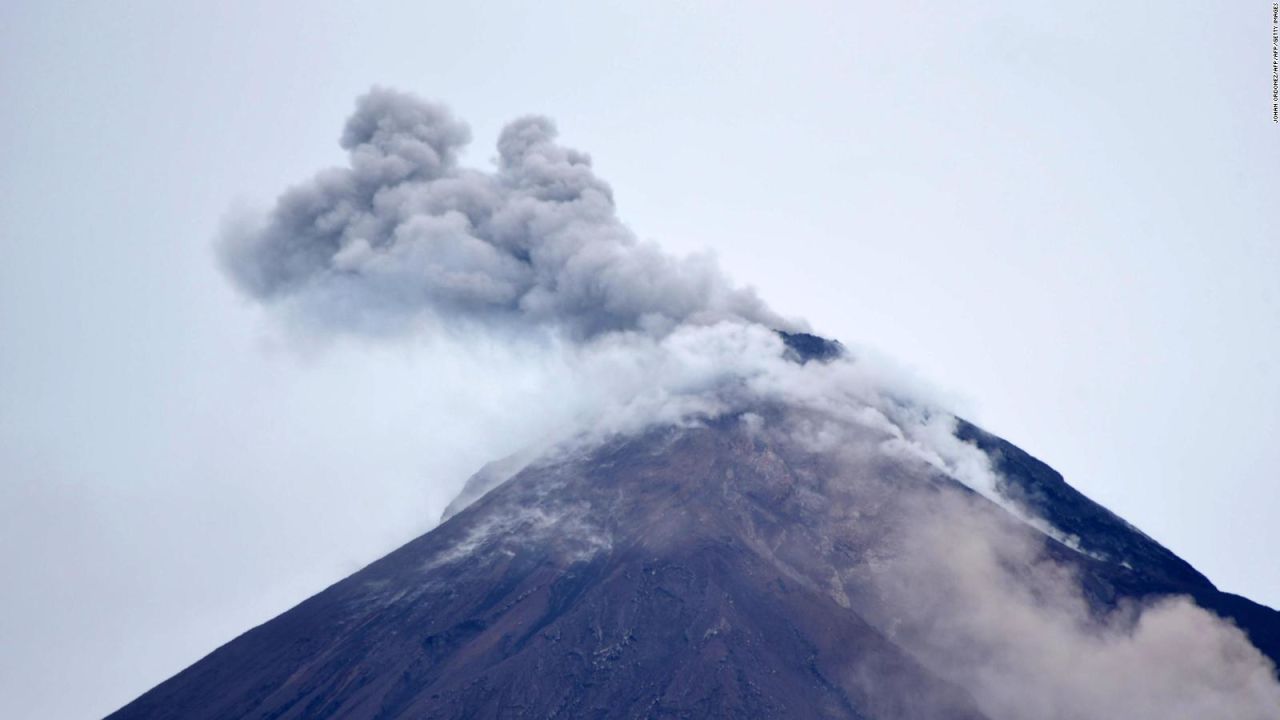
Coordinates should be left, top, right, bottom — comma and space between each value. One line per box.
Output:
109, 410, 1280, 720
110, 418, 989, 720
955, 419, 1280, 665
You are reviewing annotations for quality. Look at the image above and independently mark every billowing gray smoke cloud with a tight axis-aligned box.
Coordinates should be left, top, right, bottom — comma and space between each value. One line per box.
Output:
221, 87, 790, 339
222, 87, 1280, 719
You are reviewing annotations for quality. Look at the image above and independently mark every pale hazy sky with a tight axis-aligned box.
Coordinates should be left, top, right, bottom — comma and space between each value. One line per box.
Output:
2, 2, 1278, 718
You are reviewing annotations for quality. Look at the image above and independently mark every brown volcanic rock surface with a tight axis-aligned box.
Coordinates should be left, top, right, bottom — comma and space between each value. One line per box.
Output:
109, 416, 995, 719
108, 407, 1280, 719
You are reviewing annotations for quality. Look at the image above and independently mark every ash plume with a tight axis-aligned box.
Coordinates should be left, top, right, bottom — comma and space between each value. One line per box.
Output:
215, 87, 1280, 719
220, 87, 790, 340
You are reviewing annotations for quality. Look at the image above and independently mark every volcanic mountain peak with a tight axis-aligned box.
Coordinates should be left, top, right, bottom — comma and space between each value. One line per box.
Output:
777, 331, 845, 364
129, 89, 1280, 719
109, 395, 1280, 719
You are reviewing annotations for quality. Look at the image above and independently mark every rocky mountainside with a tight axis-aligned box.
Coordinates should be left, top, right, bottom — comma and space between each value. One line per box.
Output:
138, 83, 1280, 717
107, 356, 1280, 718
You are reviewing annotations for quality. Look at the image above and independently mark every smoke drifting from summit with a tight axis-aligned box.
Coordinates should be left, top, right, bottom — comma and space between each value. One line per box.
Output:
211, 86, 1228, 564
220, 87, 789, 340
219, 88, 1280, 718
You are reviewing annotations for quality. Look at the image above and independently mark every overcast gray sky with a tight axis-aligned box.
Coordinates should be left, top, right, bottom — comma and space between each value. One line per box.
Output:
2, 2, 1278, 718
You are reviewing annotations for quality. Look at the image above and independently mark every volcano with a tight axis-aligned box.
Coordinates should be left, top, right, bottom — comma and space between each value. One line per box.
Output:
107, 334, 1280, 720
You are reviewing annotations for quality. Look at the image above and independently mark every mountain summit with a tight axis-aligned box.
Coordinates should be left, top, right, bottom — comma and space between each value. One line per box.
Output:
108, 334, 1280, 720
135, 89, 1280, 719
